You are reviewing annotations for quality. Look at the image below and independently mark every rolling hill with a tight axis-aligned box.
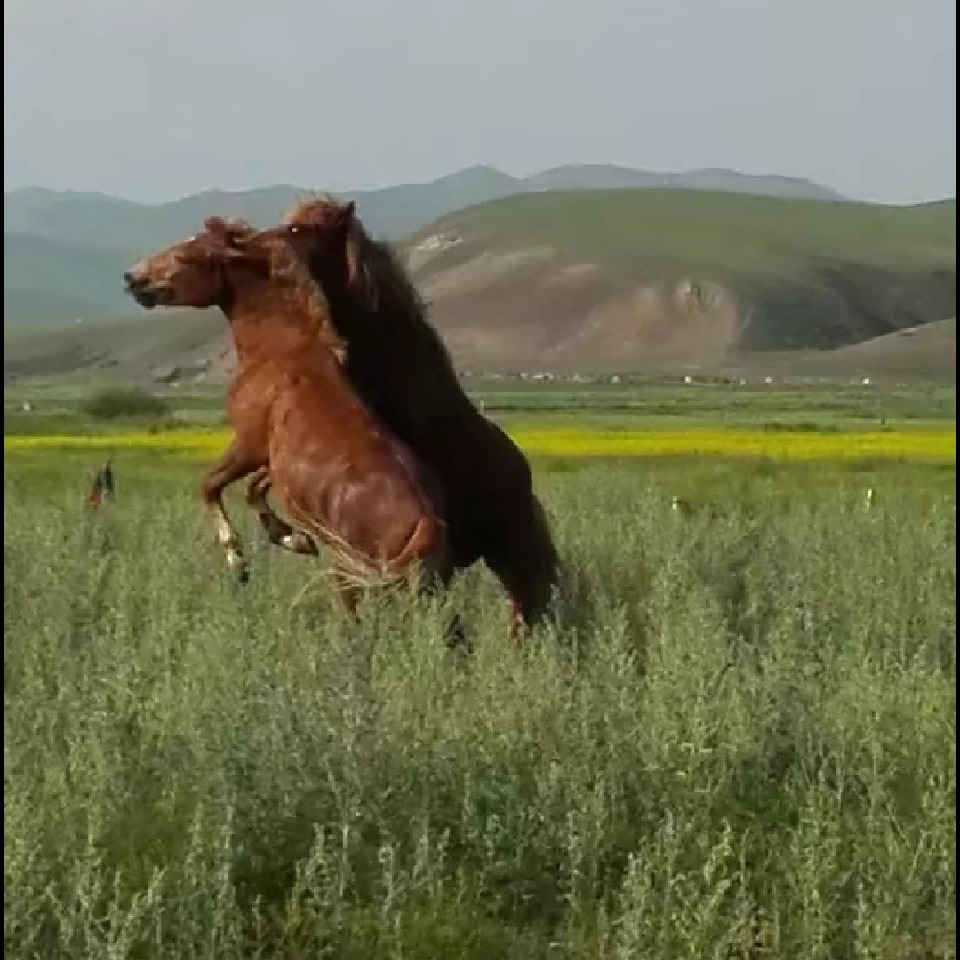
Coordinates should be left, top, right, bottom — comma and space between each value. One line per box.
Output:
523, 165, 845, 200
407, 190, 955, 373
3, 310, 227, 384
802, 318, 957, 382
3, 232, 132, 325
4, 164, 846, 328
3, 187, 955, 383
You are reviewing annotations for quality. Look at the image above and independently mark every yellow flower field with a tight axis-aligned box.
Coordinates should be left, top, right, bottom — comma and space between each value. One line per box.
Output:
4, 425, 956, 461
510, 426, 956, 461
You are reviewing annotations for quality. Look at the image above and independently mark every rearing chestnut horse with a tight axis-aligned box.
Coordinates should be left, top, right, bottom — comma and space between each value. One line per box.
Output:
122, 217, 454, 613
278, 197, 561, 636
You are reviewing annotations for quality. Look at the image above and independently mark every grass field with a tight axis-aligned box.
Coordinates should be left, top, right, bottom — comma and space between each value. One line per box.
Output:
4, 383, 957, 959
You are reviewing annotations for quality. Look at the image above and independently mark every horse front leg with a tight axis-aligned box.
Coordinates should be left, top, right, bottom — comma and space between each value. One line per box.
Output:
490, 495, 560, 646
201, 441, 262, 582
488, 555, 553, 647
245, 467, 319, 556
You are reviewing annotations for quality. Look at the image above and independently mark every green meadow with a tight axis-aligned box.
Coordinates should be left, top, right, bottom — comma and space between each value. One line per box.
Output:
4, 380, 956, 958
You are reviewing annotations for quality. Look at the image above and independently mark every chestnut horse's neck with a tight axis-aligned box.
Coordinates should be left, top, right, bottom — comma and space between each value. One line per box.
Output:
222, 270, 341, 368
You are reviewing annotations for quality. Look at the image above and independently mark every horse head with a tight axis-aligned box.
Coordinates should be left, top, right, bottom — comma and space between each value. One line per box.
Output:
279, 197, 381, 309
123, 217, 262, 310
277, 196, 462, 423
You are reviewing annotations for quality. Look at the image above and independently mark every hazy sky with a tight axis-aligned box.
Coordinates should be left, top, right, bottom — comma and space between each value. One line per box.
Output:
3, 0, 956, 204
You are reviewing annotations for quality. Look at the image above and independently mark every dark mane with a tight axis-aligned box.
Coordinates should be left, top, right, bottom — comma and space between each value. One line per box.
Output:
284, 196, 459, 382
236, 227, 347, 361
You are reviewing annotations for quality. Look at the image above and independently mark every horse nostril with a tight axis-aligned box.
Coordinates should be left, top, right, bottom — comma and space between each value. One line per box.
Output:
124, 270, 142, 288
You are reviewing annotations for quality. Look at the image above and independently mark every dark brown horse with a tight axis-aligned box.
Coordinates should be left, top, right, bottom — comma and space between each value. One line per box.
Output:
122, 217, 455, 615
277, 197, 561, 637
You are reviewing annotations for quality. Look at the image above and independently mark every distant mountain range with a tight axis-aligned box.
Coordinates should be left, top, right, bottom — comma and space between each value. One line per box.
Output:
5, 180, 954, 383
4, 163, 847, 327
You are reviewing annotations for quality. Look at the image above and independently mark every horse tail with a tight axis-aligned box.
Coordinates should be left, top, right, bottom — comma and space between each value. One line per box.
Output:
389, 512, 448, 578
288, 504, 447, 594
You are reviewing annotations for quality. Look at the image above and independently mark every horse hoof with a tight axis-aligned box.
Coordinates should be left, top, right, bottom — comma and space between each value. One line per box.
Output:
445, 619, 472, 655
226, 549, 249, 583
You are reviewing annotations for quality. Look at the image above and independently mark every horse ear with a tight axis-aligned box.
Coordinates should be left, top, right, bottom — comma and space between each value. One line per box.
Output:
204, 215, 254, 243
336, 201, 356, 228
203, 215, 230, 236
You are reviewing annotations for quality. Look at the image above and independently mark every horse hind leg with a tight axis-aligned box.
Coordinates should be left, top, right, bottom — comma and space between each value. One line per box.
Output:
409, 528, 472, 654
407, 558, 469, 652
245, 468, 318, 557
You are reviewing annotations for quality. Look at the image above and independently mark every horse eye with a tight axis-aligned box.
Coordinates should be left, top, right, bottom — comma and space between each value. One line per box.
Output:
288, 225, 300, 235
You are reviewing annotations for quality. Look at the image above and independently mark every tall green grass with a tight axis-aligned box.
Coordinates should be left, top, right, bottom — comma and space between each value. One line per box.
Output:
4, 455, 956, 958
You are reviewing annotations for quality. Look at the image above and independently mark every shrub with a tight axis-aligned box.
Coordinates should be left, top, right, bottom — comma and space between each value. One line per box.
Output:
81, 385, 172, 420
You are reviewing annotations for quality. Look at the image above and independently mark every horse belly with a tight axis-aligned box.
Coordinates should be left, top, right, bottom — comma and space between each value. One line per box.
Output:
269, 443, 434, 569
268, 386, 442, 568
